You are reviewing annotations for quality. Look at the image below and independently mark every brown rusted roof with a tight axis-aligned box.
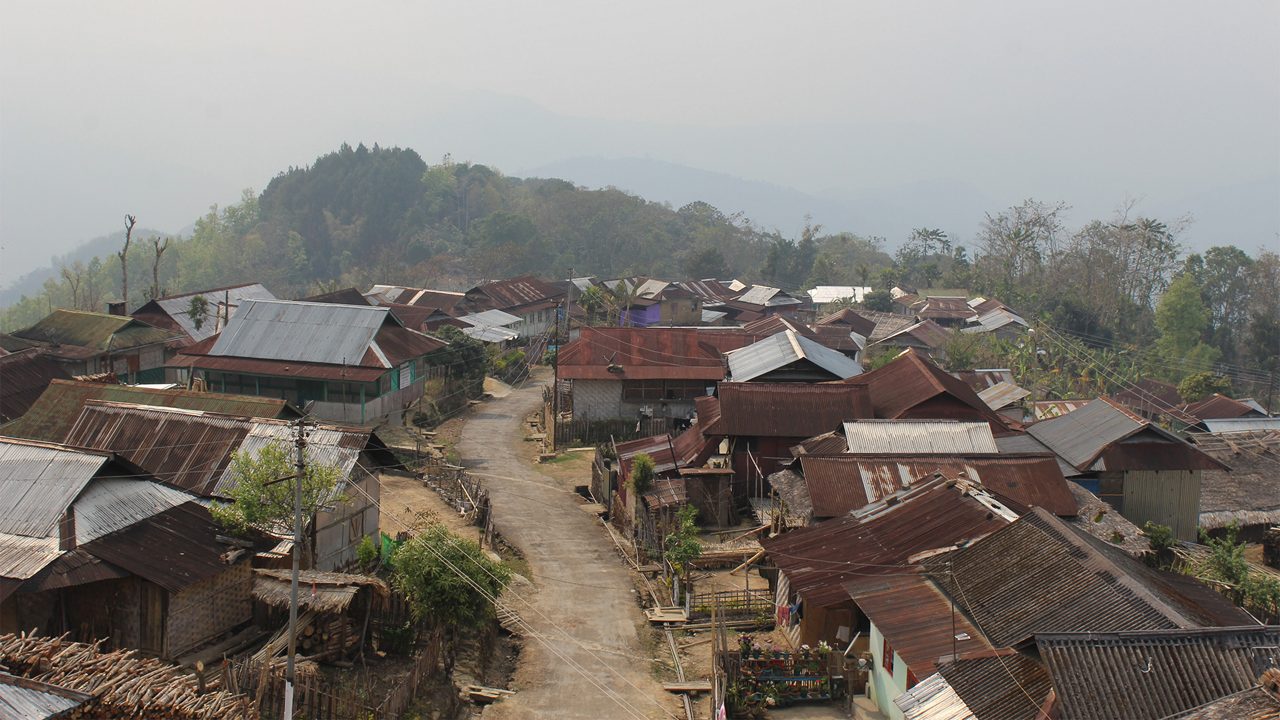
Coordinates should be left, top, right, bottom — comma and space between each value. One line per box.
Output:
762, 475, 1013, 608
680, 279, 738, 301
1037, 627, 1280, 720
916, 296, 978, 321
797, 453, 1076, 518
0, 349, 71, 423
301, 287, 371, 305
700, 383, 872, 438
814, 308, 877, 337
558, 327, 765, 381
842, 349, 1017, 432
789, 430, 848, 456
80, 502, 252, 592
876, 319, 953, 349
465, 275, 563, 311
847, 574, 993, 676
949, 368, 1015, 392
938, 652, 1053, 720
923, 508, 1255, 648
1185, 393, 1267, 420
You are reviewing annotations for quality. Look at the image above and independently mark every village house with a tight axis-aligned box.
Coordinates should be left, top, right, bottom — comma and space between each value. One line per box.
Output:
1, 309, 179, 383
619, 279, 703, 327
1011, 396, 1223, 540
846, 349, 1020, 433
1191, 430, 1280, 540
741, 315, 867, 361
0, 438, 264, 660
807, 285, 872, 306
869, 319, 953, 358
170, 299, 446, 424
813, 307, 878, 340
724, 329, 863, 382
61, 401, 391, 570
463, 275, 563, 338
130, 282, 276, 348
911, 295, 977, 327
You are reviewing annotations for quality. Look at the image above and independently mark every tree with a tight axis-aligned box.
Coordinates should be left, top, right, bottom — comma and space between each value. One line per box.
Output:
664, 505, 702, 578
631, 453, 655, 494
861, 289, 893, 312
1155, 273, 1221, 378
120, 214, 137, 309
209, 440, 344, 563
148, 235, 171, 301
186, 294, 211, 332
684, 246, 729, 280
390, 522, 509, 629
1178, 372, 1232, 403
59, 262, 86, 310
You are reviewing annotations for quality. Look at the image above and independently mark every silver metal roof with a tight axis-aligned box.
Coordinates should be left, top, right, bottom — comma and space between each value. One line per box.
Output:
0, 534, 59, 580
961, 307, 1028, 334
462, 326, 520, 343
1026, 398, 1144, 470
737, 285, 802, 307
0, 440, 109, 538
807, 285, 871, 304
842, 420, 999, 454
1199, 417, 1280, 433
155, 283, 275, 342
459, 309, 522, 329
213, 423, 363, 500
210, 299, 392, 366
0, 672, 91, 719
977, 381, 1031, 410
701, 309, 728, 323
725, 330, 862, 382
72, 477, 193, 544
895, 673, 976, 720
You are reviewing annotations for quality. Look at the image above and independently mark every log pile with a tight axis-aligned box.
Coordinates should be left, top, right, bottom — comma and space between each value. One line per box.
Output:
0, 631, 258, 719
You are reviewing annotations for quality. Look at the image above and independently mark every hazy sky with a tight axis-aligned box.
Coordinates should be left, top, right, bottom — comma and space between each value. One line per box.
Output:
2, 1, 1277, 285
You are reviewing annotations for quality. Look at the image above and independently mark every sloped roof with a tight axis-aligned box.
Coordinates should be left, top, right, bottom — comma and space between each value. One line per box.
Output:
80, 502, 246, 592
762, 475, 1013, 608
843, 420, 999, 455
1185, 394, 1269, 421
895, 673, 975, 720
466, 275, 562, 310
1037, 627, 1280, 720
735, 285, 802, 307
459, 309, 522, 329
11, 310, 176, 358
1173, 686, 1280, 720
209, 299, 393, 365
949, 369, 1016, 392
814, 307, 877, 337
699, 383, 872, 438
0, 438, 112, 538
725, 330, 862, 382
808, 286, 870, 305
137, 283, 276, 343
679, 279, 738, 301
916, 296, 978, 321
0, 672, 93, 719
848, 574, 993, 676
1027, 397, 1220, 473
937, 652, 1053, 720
1, 378, 300, 442
557, 327, 763, 381
1191, 431, 1280, 529
977, 381, 1030, 411
876, 319, 953, 349
849, 350, 1012, 429
797, 453, 1075, 518
300, 287, 371, 306
368, 285, 468, 312
0, 349, 71, 422
922, 508, 1255, 648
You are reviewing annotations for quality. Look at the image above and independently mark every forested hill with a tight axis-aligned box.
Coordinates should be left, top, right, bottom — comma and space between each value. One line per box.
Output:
2, 143, 1276, 383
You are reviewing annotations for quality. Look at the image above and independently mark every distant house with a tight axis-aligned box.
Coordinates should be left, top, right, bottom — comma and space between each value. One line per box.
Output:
0, 377, 301, 442
171, 299, 446, 424
621, 279, 702, 327
871, 319, 953, 357
131, 282, 276, 347
741, 316, 866, 360
961, 306, 1028, 338
463, 275, 563, 338
724, 330, 863, 382
807, 285, 871, 306
3, 310, 179, 382
555, 327, 765, 422
366, 285, 468, 315
814, 307, 878, 339
0, 438, 263, 659
63, 401, 389, 570
1017, 397, 1223, 539
912, 295, 977, 327
457, 309, 523, 344
1184, 393, 1270, 422
1111, 377, 1189, 423
299, 286, 372, 306
1191, 430, 1280, 539
849, 349, 1019, 433
0, 348, 70, 423
977, 380, 1032, 421
730, 285, 807, 317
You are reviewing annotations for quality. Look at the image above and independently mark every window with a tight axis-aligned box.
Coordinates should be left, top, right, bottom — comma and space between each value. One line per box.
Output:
622, 380, 709, 402
882, 637, 894, 673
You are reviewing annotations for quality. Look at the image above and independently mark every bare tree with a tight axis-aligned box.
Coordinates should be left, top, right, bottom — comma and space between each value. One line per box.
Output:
149, 235, 170, 300
120, 214, 137, 309
59, 261, 86, 309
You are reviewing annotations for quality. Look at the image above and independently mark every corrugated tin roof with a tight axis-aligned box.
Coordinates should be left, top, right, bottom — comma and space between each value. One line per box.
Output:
680, 279, 737, 301
1028, 397, 1218, 472
148, 283, 276, 342
1029, 399, 1089, 420
0, 439, 110, 538
876, 319, 953, 349
976, 381, 1030, 411
850, 350, 1014, 431
10, 310, 177, 354
0, 672, 93, 719
949, 369, 1016, 392
922, 508, 1255, 648
558, 327, 764, 381
1173, 686, 1280, 720
221, 423, 362, 498
466, 275, 562, 310
1037, 627, 1280, 720
807, 286, 870, 304
848, 574, 993, 676
71, 477, 193, 544
736, 285, 801, 307
0, 378, 300, 443
960, 308, 1027, 333
210, 299, 393, 366
895, 673, 975, 720
814, 308, 878, 337
761, 474, 1012, 608
843, 420, 999, 454
937, 653, 1053, 720
1200, 417, 1280, 433
0, 534, 60, 581
797, 453, 1075, 518
1185, 394, 1268, 421
725, 330, 862, 382
459, 309, 522, 329
700, 383, 872, 438
462, 325, 520, 343
80, 502, 244, 592
0, 349, 71, 423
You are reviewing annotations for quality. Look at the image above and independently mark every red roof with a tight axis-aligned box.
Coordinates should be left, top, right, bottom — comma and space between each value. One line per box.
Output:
466, 275, 562, 312
1184, 394, 1264, 421
847, 574, 993, 676
700, 383, 873, 438
762, 475, 1012, 607
814, 308, 877, 337
843, 350, 1018, 432
558, 327, 764, 381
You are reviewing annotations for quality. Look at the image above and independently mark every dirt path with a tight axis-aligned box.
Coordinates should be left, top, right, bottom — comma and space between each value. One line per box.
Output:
459, 379, 674, 720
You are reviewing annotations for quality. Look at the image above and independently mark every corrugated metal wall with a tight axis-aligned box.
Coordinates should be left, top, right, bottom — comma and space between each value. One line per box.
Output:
1122, 470, 1201, 541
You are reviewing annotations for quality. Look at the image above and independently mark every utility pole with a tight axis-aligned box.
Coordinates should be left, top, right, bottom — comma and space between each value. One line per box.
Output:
284, 419, 308, 719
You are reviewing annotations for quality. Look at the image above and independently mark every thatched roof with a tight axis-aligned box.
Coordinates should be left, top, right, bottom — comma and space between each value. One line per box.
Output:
1192, 431, 1280, 530
767, 469, 813, 523
1065, 481, 1150, 556
253, 569, 389, 614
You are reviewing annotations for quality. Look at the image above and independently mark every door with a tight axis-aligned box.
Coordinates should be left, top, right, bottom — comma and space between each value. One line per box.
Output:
139, 582, 166, 655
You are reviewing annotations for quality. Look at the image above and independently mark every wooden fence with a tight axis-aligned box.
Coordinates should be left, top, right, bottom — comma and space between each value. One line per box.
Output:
689, 588, 773, 621
554, 417, 673, 447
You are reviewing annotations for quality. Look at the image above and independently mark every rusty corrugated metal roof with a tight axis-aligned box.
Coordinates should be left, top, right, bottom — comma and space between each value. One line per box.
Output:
701, 383, 872, 438
466, 275, 562, 311
80, 502, 247, 592
1185, 393, 1267, 421
762, 474, 1012, 608
0, 349, 70, 423
923, 508, 1255, 648
1037, 627, 1280, 720
845, 350, 1016, 432
937, 652, 1053, 720
558, 327, 765, 381
847, 574, 993, 676
976, 381, 1030, 411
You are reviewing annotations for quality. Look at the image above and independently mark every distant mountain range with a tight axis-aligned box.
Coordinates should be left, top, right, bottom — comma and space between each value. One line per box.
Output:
0, 227, 170, 308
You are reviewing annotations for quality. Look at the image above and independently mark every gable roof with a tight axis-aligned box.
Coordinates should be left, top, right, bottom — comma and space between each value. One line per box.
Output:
1185, 394, 1269, 421
735, 285, 803, 307
10, 310, 177, 358
209, 299, 392, 365
465, 275, 562, 311
843, 420, 999, 455
679, 279, 738, 301
796, 453, 1076, 518
916, 295, 978, 322
922, 508, 1255, 648
1027, 397, 1221, 473
1191, 430, 1280, 530
762, 474, 1014, 608
0, 672, 93, 719
977, 381, 1030, 411
850, 350, 1013, 430
808, 286, 870, 305
368, 285, 468, 312
300, 287, 371, 306
699, 383, 872, 438
848, 574, 994, 676
1, 378, 300, 442
1037, 627, 1280, 720
814, 307, 878, 337
0, 348, 71, 422
557, 327, 762, 381
0, 438, 112, 539
133, 283, 276, 343
937, 653, 1054, 720
725, 330, 862, 382
876, 319, 953, 349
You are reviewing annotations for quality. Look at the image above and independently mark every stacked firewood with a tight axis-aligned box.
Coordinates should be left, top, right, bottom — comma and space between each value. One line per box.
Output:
0, 631, 258, 719
297, 615, 358, 658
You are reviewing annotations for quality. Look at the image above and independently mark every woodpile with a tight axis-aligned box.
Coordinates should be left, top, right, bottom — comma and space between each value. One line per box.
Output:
0, 631, 258, 719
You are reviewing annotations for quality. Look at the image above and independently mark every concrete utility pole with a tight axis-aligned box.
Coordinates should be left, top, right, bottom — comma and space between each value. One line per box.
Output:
283, 419, 308, 719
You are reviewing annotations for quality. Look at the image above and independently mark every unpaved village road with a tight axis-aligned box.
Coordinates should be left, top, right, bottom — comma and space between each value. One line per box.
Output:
459, 380, 672, 720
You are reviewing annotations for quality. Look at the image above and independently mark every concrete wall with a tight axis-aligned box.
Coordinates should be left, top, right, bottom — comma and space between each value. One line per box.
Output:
867, 622, 909, 720
568, 379, 699, 421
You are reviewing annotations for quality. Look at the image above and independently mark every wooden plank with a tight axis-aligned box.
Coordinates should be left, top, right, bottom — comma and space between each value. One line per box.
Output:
664, 681, 712, 693
645, 607, 689, 624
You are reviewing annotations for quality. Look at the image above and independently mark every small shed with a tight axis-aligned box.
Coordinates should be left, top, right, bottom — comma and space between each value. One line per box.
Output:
252, 569, 389, 661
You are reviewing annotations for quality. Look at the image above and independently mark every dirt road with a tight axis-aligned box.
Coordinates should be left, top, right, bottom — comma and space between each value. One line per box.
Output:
459, 380, 674, 720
